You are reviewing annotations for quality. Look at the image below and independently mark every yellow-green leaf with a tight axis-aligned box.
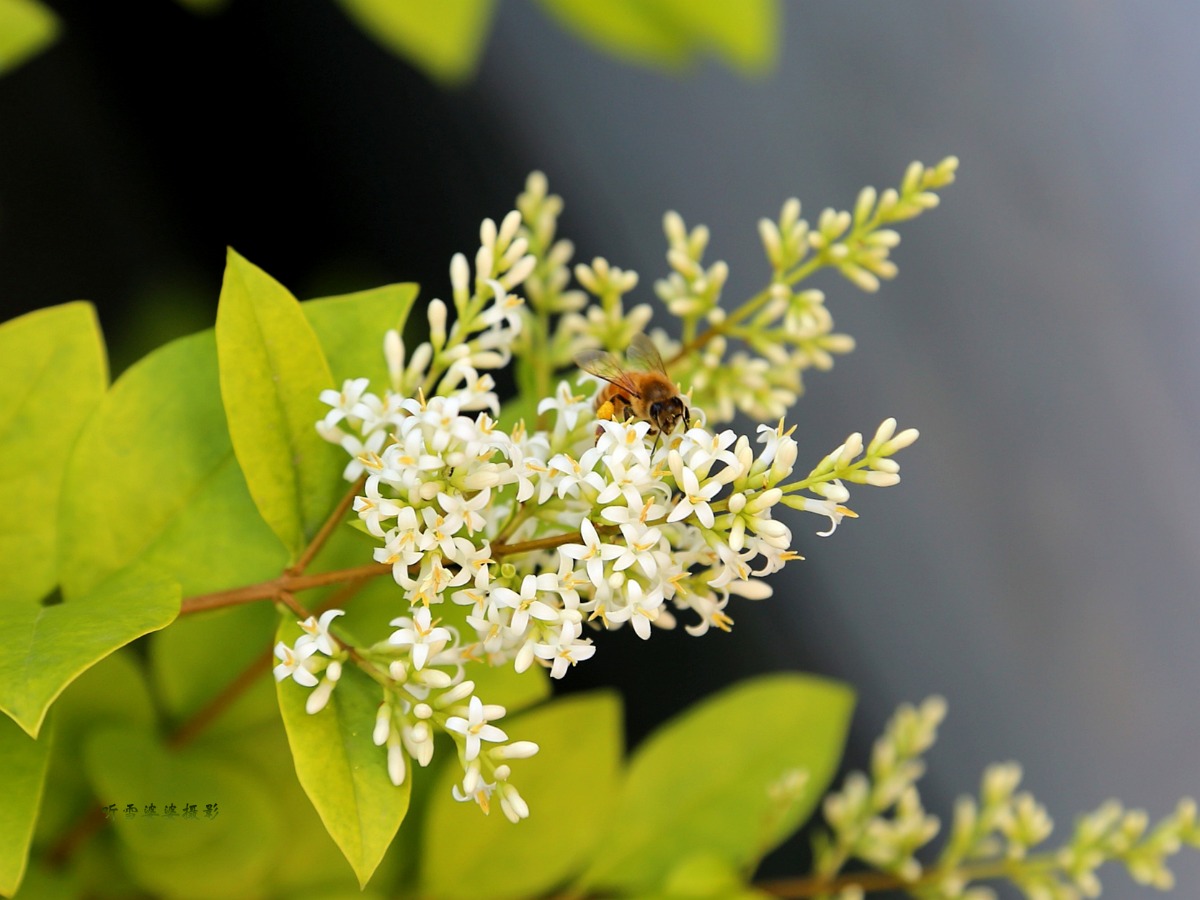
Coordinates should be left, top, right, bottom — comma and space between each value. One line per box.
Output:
420, 691, 622, 899
0, 302, 107, 608
215, 248, 340, 560
0, 714, 51, 896
58, 328, 288, 600
335, 0, 496, 85
82, 728, 282, 898
275, 617, 410, 887
0, 0, 59, 76
536, 0, 780, 75
0, 566, 179, 737
578, 673, 853, 894
303, 282, 419, 388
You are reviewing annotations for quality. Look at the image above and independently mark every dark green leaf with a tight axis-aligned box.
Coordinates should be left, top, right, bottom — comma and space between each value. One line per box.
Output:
0, 567, 178, 737
577, 673, 853, 893
0, 714, 51, 895
0, 0, 59, 75
216, 249, 340, 560
0, 302, 107, 609
420, 690, 622, 899
334, 0, 496, 84
275, 616, 410, 887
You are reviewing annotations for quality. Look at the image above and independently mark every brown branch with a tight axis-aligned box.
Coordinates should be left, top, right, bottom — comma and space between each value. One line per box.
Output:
45, 806, 105, 869
491, 530, 583, 557
179, 563, 389, 615
167, 646, 276, 750
288, 474, 366, 576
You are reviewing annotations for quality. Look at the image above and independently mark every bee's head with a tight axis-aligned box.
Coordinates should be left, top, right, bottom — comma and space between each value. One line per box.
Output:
650, 397, 688, 436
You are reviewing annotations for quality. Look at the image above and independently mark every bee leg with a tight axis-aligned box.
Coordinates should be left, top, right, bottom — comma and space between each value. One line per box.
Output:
596, 399, 617, 421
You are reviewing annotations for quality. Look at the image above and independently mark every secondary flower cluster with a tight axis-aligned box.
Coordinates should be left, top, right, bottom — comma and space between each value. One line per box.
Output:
813, 698, 1200, 900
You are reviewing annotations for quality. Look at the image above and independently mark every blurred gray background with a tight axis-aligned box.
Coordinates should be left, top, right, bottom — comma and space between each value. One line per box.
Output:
3, 1, 1197, 894
490, 4, 1200, 892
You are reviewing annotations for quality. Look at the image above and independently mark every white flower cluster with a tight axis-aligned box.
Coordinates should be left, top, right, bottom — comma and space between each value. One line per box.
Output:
315, 348, 914, 657
277, 174, 923, 823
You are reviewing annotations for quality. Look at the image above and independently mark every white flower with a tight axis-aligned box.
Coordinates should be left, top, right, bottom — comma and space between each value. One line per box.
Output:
337, 427, 388, 482
295, 609, 345, 657
437, 489, 490, 535
546, 452, 606, 501
498, 783, 531, 823
306, 660, 342, 714
386, 729, 406, 786
403, 719, 435, 767
559, 518, 623, 587
421, 506, 465, 558
409, 554, 467, 606
679, 427, 740, 477
537, 381, 590, 432
381, 429, 444, 484
489, 573, 561, 636
273, 640, 319, 687
444, 696, 509, 762
595, 419, 654, 465
533, 622, 597, 679
599, 487, 668, 526
667, 465, 722, 529
606, 580, 663, 640
796, 495, 857, 537
373, 507, 428, 581
683, 591, 734, 637
318, 377, 371, 428
609, 521, 664, 576
388, 607, 453, 670
354, 481, 404, 537
452, 772, 496, 814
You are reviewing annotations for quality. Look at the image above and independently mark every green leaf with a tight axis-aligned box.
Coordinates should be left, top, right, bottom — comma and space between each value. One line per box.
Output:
172, 0, 230, 14
216, 249, 340, 560
0, 714, 51, 896
59, 328, 288, 600
303, 282, 419, 388
420, 691, 622, 899
82, 728, 282, 899
214, 714, 392, 896
0, 567, 179, 737
0, 0, 59, 75
536, 0, 779, 75
0, 302, 107, 608
35, 650, 155, 845
578, 673, 854, 894
149, 603, 278, 735
334, 0, 496, 85
275, 617, 410, 888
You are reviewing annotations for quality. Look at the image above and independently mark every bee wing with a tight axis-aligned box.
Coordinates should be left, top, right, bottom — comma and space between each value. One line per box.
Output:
574, 349, 644, 398
626, 333, 669, 374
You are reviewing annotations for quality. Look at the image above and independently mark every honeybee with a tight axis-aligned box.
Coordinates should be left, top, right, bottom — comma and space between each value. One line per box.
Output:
574, 334, 691, 441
